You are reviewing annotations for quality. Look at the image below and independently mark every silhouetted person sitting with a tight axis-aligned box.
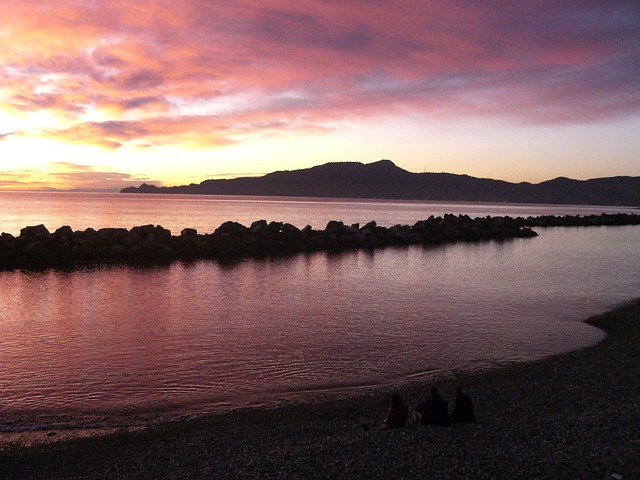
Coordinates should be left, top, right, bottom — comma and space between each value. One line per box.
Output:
451, 386, 475, 423
362, 393, 409, 431
415, 387, 451, 426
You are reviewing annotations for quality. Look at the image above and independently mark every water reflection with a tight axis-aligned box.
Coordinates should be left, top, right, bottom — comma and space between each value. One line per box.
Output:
1, 226, 638, 429
1, 191, 637, 236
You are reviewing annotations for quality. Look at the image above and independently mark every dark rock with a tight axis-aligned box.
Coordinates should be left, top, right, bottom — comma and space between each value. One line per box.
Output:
264, 221, 281, 233
24, 241, 52, 262
362, 221, 377, 230
111, 245, 127, 258
281, 223, 301, 235
2, 213, 639, 270
20, 224, 51, 240
325, 220, 344, 232
341, 225, 360, 236
130, 225, 156, 241
0, 232, 17, 251
97, 228, 129, 244
53, 226, 74, 238
215, 221, 248, 235
181, 228, 198, 237
250, 220, 268, 234
153, 226, 172, 243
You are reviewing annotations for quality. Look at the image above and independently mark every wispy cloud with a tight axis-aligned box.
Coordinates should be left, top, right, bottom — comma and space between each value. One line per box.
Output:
0, 170, 44, 189
47, 162, 158, 189
0, 162, 158, 191
1, 0, 638, 150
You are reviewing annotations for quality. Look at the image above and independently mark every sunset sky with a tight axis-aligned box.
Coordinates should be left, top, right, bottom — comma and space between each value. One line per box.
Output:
1, 1, 639, 191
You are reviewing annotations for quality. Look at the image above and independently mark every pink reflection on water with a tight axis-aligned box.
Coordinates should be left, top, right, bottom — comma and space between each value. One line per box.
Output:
1, 225, 638, 431
1, 191, 637, 236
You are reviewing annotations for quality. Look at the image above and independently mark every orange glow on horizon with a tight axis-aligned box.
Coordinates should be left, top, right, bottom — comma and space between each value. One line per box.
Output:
1, 1, 639, 190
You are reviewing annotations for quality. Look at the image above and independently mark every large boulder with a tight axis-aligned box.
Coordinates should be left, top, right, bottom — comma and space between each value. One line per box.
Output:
281, 223, 301, 235
215, 221, 249, 235
24, 240, 54, 262
97, 228, 129, 244
130, 224, 156, 240
53, 226, 74, 239
250, 220, 268, 234
181, 228, 198, 237
325, 220, 344, 232
0, 232, 17, 251
267, 221, 283, 233
153, 225, 172, 243
20, 224, 51, 240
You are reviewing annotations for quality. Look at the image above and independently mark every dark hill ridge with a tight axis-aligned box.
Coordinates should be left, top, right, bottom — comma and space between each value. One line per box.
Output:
121, 160, 640, 206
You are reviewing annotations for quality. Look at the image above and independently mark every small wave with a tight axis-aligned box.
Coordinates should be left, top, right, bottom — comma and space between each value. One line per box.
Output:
0, 418, 158, 434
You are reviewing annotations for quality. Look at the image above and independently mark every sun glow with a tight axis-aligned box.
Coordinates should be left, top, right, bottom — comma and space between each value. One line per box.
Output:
0, 1, 638, 191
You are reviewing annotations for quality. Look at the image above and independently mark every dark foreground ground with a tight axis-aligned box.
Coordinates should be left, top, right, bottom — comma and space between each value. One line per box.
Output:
1, 301, 639, 479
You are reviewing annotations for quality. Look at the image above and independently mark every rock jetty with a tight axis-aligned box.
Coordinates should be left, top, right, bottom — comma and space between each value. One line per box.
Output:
1, 213, 638, 270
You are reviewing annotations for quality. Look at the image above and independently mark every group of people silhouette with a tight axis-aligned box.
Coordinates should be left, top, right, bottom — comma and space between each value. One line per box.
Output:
363, 387, 474, 431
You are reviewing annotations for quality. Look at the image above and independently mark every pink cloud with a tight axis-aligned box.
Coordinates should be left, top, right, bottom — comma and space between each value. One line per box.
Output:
0, 162, 158, 190
0, 0, 638, 148
46, 162, 155, 190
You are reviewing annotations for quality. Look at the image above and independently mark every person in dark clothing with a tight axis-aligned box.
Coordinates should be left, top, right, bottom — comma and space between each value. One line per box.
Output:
451, 386, 475, 423
380, 392, 409, 429
415, 387, 451, 426
362, 393, 409, 431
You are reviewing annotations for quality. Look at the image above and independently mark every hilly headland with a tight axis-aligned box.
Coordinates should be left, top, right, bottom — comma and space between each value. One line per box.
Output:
121, 159, 640, 207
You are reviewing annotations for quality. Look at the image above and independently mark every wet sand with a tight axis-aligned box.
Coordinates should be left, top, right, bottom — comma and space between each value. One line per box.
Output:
1, 300, 639, 479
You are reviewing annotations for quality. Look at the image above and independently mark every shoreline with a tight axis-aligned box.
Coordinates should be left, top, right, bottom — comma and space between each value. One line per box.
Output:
1, 300, 639, 479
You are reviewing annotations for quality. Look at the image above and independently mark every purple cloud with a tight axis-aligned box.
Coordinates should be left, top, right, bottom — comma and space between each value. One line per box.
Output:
0, 0, 638, 149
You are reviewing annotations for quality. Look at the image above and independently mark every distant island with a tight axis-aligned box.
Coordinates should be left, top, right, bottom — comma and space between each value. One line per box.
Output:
121, 159, 640, 207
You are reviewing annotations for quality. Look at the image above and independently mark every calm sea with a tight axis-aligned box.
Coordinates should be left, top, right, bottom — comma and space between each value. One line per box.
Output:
0, 192, 638, 431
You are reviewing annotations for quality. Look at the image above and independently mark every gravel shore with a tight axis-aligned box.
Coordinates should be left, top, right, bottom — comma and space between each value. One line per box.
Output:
1, 300, 639, 479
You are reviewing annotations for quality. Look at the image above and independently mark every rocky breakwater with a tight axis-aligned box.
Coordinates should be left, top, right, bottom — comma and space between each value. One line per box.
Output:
0, 212, 638, 271
518, 212, 640, 227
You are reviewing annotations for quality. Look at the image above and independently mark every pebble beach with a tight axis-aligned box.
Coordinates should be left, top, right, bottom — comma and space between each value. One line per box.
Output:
1, 300, 638, 479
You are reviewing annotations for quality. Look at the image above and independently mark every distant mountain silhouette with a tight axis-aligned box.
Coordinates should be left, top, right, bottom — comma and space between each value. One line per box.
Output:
121, 160, 640, 206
